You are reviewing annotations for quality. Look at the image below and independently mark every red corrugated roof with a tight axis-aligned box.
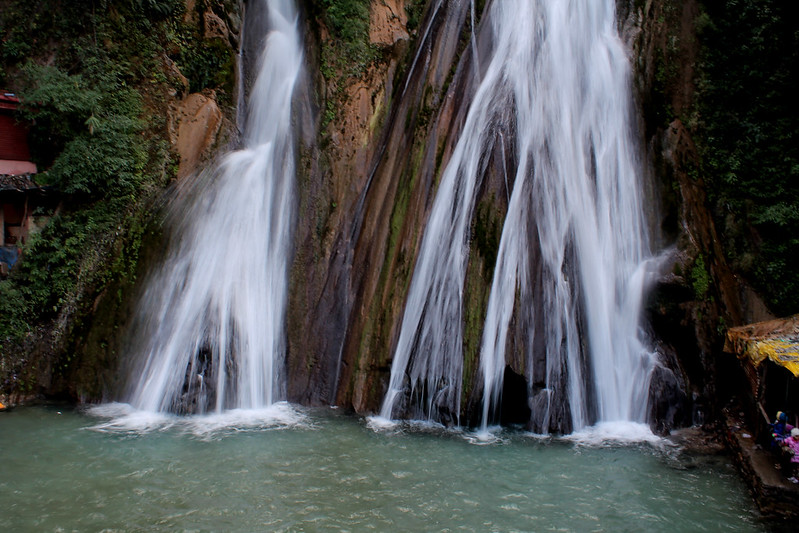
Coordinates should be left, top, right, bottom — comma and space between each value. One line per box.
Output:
0, 92, 21, 111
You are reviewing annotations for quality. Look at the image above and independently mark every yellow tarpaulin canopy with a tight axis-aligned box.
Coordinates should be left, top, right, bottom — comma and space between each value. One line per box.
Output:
725, 315, 799, 378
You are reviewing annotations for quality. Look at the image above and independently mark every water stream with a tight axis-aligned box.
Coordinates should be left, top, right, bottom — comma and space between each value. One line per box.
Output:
0, 406, 766, 532
382, 0, 656, 432
123, 0, 301, 414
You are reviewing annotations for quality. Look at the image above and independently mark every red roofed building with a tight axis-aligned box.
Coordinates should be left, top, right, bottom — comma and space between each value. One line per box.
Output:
0, 92, 37, 175
1, 91, 43, 275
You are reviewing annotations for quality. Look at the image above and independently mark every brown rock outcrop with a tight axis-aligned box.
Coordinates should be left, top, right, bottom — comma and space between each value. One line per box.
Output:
370, 0, 409, 46
204, 10, 229, 41
172, 92, 223, 179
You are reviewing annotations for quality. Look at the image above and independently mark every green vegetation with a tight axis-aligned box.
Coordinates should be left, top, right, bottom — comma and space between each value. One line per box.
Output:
313, 0, 378, 127
405, 0, 427, 33
639, 0, 683, 138
473, 197, 501, 280
696, 0, 799, 314
319, 0, 375, 74
182, 37, 236, 98
690, 254, 710, 300
19, 63, 147, 197
0, 0, 236, 354
0, 200, 131, 337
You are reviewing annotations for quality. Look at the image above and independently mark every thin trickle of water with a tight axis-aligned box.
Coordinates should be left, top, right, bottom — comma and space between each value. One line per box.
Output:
382, 0, 657, 432
402, 0, 444, 97
125, 0, 301, 414
235, 2, 246, 133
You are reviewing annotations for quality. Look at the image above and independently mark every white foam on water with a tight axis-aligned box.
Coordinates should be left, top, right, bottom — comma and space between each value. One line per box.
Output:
85, 401, 309, 437
366, 416, 467, 440
365, 415, 399, 432
368, 416, 509, 446
86, 403, 176, 433
564, 421, 664, 447
464, 426, 506, 446
183, 403, 310, 438
520, 431, 551, 441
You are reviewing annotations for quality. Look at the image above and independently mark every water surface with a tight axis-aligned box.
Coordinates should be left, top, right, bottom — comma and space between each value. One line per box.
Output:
1, 406, 764, 531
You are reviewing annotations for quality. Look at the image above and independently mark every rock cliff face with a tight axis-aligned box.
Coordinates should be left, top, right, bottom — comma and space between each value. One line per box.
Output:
287, 0, 478, 413
3, 0, 775, 431
283, 0, 773, 427
623, 0, 773, 430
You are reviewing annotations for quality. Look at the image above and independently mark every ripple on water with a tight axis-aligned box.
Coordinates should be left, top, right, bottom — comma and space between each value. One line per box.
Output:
0, 407, 768, 532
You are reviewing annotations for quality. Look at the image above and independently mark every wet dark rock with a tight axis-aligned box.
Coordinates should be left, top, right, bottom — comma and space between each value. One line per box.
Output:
499, 365, 531, 427
648, 361, 690, 435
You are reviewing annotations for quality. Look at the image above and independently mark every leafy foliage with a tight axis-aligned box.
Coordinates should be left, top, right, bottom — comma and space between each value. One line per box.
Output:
134, 0, 181, 18
19, 63, 146, 197
320, 0, 375, 70
181, 37, 236, 97
405, 0, 427, 33
2, 206, 111, 328
697, 0, 799, 314
312, 0, 378, 128
690, 254, 710, 300
0, 0, 236, 345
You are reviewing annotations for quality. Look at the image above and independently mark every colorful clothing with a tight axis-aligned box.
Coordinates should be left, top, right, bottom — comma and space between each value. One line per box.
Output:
773, 421, 795, 440
771, 412, 794, 443
783, 436, 799, 463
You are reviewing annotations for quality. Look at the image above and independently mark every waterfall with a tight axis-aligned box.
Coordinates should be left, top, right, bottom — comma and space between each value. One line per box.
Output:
381, 0, 655, 432
124, 0, 301, 414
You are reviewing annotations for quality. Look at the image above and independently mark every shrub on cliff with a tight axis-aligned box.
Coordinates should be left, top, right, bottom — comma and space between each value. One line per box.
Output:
19, 62, 146, 198
698, 0, 799, 315
0, 0, 234, 353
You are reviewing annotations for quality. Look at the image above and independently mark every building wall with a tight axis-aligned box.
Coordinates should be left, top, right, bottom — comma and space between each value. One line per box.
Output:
0, 113, 31, 161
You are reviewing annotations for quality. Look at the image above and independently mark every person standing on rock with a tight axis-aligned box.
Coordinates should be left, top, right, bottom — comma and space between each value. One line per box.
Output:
771, 411, 794, 445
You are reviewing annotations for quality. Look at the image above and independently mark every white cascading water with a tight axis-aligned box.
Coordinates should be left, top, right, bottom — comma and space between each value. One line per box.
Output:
381, 0, 656, 432
125, 0, 301, 414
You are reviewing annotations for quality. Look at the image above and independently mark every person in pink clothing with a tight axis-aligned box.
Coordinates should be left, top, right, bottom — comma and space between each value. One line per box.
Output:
782, 427, 799, 483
